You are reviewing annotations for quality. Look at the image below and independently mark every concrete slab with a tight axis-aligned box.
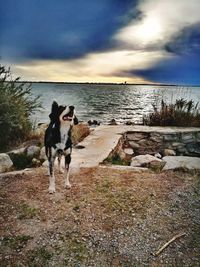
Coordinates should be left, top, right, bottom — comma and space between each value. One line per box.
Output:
72, 125, 127, 167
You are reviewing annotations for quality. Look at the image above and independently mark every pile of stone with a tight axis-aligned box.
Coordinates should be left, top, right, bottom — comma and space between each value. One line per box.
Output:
125, 131, 200, 157
0, 153, 13, 173
117, 131, 200, 171
0, 144, 47, 174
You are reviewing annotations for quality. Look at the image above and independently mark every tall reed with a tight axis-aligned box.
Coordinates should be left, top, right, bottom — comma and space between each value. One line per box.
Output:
143, 98, 200, 127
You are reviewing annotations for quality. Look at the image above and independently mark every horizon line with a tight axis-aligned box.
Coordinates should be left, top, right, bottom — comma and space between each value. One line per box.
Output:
13, 80, 200, 87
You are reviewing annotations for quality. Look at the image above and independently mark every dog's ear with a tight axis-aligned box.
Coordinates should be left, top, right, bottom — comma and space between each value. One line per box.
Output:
51, 101, 59, 114
74, 116, 79, 125
49, 101, 59, 122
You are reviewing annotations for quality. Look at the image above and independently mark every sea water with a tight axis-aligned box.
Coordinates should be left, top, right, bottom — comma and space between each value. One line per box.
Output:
31, 83, 200, 124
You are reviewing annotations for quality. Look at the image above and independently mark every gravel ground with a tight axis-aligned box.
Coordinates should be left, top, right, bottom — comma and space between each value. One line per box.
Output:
0, 166, 199, 267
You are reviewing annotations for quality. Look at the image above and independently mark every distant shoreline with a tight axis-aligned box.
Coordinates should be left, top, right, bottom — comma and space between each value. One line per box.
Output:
13, 81, 200, 87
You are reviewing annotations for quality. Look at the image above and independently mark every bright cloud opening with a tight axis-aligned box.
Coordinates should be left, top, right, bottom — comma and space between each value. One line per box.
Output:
134, 17, 162, 44
116, 16, 163, 46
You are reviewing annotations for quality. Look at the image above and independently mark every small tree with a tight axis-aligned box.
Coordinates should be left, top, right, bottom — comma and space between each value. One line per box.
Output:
0, 64, 41, 151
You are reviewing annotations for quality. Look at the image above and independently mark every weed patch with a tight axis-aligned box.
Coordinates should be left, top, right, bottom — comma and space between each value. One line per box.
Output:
27, 247, 52, 267
1, 235, 32, 252
104, 154, 129, 166
69, 238, 88, 261
18, 202, 39, 220
96, 178, 111, 193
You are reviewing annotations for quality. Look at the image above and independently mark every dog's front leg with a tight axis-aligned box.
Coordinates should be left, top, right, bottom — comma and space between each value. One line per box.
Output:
58, 154, 64, 174
48, 149, 56, 193
64, 154, 71, 189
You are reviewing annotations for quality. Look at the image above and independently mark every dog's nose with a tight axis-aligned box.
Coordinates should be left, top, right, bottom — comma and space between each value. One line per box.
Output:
69, 106, 74, 110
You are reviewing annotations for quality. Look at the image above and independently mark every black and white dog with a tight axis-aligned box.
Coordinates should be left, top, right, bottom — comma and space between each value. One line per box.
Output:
44, 101, 78, 193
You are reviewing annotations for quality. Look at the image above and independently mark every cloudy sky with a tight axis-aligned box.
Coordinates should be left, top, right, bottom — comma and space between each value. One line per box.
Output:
0, 0, 200, 84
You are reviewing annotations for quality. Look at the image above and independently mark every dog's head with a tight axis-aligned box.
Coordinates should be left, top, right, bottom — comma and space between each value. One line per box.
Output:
49, 101, 78, 126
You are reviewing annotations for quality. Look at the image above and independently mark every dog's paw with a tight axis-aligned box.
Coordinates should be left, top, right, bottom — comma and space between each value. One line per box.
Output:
64, 183, 71, 189
48, 187, 56, 194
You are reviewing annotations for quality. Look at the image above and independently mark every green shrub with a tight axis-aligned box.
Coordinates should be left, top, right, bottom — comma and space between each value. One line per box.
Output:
143, 98, 200, 127
0, 64, 41, 151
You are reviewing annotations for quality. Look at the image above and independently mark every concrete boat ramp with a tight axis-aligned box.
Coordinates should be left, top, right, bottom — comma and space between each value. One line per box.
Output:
72, 125, 128, 167
72, 125, 200, 168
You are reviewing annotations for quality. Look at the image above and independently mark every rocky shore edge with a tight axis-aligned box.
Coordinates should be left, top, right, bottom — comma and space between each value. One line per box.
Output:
0, 123, 200, 175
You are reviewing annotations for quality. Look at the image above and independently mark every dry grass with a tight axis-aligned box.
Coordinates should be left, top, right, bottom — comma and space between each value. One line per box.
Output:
0, 167, 199, 266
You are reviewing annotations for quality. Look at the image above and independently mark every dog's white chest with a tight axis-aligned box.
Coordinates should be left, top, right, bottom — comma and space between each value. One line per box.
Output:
60, 125, 70, 143
54, 124, 71, 151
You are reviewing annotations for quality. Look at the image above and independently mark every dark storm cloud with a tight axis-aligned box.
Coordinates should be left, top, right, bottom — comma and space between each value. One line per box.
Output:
0, 0, 139, 61
123, 23, 200, 85
165, 23, 200, 55
132, 54, 200, 85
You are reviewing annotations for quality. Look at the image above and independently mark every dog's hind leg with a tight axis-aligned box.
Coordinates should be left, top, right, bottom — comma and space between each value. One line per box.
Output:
64, 154, 71, 189
58, 154, 64, 174
48, 148, 56, 194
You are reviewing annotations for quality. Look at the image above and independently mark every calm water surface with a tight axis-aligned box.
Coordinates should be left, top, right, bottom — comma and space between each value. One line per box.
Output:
31, 83, 200, 124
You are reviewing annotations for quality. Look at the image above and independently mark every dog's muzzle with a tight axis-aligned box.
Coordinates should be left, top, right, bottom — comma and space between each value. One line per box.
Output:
62, 106, 75, 121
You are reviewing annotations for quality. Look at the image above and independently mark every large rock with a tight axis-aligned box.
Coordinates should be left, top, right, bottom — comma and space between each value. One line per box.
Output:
186, 143, 200, 157
123, 148, 134, 155
39, 146, 47, 161
137, 146, 161, 156
87, 120, 100, 126
129, 141, 140, 149
42, 160, 48, 167
181, 133, 195, 143
120, 148, 134, 161
148, 160, 166, 172
131, 154, 163, 167
149, 133, 163, 142
27, 145, 40, 157
163, 149, 176, 156
126, 133, 145, 141
163, 133, 179, 142
109, 119, 118, 125
130, 138, 162, 155
163, 156, 200, 170
8, 147, 26, 155
0, 153, 13, 173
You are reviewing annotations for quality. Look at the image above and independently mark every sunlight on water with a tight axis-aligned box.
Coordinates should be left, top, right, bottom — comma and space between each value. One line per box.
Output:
31, 83, 200, 124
